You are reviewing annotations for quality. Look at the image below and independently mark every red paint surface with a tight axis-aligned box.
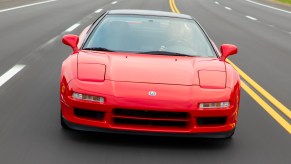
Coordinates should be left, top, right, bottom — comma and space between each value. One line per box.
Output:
60, 24, 240, 134
60, 50, 240, 134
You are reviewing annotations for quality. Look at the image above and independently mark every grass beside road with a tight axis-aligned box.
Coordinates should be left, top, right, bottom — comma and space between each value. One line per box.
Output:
275, 0, 291, 5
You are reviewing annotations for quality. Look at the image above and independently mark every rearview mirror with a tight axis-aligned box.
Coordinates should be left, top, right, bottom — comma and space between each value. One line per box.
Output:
220, 44, 238, 61
62, 34, 79, 53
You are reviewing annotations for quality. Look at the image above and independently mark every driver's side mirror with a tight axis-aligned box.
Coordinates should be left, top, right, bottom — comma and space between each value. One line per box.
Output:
62, 34, 79, 53
220, 44, 238, 61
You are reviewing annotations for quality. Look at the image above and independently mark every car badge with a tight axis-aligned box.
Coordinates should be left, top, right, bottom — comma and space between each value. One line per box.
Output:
148, 91, 157, 96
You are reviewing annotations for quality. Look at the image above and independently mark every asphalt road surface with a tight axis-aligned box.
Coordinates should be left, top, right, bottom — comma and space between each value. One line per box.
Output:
0, 0, 290, 163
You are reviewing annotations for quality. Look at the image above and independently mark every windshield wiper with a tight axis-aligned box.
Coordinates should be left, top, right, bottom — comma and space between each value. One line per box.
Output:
83, 47, 115, 52
139, 51, 194, 57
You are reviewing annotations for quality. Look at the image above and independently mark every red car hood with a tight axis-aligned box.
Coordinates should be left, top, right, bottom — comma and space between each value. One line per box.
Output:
78, 51, 226, 86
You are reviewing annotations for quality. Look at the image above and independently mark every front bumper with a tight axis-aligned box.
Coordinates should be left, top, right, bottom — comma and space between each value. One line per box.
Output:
61, 101, 237, 134
61, 80, 239, 136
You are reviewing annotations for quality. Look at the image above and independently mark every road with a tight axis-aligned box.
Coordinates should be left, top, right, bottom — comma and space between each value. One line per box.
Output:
0, 0, 290, 163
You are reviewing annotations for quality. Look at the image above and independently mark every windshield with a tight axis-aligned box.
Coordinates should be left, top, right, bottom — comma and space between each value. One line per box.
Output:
83, 15, 216, 57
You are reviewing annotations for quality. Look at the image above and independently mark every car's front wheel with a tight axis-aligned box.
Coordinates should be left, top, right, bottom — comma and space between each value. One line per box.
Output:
225, 128, 235, 139
60, 112, 70, 130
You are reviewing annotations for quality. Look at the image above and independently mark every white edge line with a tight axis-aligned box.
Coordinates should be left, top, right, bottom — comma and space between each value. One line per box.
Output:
95, 9, 103, 13
214, 1, 219, 5
246, 15, 258, 21
225, 7, 232, 10
0, 0, 57, 13
111, 1, 118, 4
38, 35, 59, 49
47, 36, 58, 44
65, 23, 80, 32
245, 0, 291, 14
0, 65, 26, 87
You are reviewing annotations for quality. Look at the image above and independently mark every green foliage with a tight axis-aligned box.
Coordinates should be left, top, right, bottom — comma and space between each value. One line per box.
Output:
276, 0, 291, 5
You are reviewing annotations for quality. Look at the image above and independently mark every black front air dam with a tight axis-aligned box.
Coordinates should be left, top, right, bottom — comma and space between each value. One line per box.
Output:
62, 117, 235, 139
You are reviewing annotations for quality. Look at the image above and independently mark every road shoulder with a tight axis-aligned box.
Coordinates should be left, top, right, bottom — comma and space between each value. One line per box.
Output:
250, 0, 291, 12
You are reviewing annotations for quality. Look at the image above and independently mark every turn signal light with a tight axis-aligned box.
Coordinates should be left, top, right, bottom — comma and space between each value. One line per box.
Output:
199, 102, 230, 109
72, 92, 105, 103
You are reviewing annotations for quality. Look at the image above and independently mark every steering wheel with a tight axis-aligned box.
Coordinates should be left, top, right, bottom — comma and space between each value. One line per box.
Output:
163, 38, 192, 49
161, 38, 197, 54
163, 38, 192, 47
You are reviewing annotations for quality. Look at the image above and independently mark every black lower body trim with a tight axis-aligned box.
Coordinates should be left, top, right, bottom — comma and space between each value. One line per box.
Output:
62, 117, 235, 139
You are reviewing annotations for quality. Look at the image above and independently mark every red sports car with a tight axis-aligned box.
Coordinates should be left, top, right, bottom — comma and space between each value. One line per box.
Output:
60, 10, 240, 138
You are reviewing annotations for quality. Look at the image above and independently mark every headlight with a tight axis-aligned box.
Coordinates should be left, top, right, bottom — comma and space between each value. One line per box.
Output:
199, 102, 230, 109
72, 92, 105, 103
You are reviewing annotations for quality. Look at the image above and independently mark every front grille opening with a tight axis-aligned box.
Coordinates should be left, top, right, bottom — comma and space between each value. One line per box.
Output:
197, 117, 227, 126
114, 118, 187, 127
74, 108, 105, 121
113, 108, 189, 119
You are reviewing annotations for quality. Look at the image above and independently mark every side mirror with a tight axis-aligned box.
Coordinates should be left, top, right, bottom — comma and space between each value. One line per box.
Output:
62, 34, 79, 53
220, 44, 238, 61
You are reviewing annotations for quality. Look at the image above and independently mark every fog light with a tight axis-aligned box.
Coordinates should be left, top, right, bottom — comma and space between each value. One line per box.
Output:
72, 92, 105, 103
199, 102, 230, 109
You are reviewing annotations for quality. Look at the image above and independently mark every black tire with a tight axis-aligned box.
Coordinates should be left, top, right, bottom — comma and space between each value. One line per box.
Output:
60, 112, 71, 130
224, 128, 235, 139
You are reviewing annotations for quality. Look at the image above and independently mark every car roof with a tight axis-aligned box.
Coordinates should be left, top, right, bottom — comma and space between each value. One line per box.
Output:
107, 9, 193, 19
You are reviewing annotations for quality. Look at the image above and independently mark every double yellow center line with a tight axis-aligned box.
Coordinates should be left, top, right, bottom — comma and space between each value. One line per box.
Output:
169, 0, 291, 134
169, 0, 180, 13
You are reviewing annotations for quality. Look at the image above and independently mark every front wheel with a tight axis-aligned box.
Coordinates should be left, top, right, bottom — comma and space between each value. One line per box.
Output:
224, 128, 236, 139
60, 112, 70, 130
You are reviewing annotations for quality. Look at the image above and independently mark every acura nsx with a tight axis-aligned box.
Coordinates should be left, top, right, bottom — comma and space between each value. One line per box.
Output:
60, 10, 240, 138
